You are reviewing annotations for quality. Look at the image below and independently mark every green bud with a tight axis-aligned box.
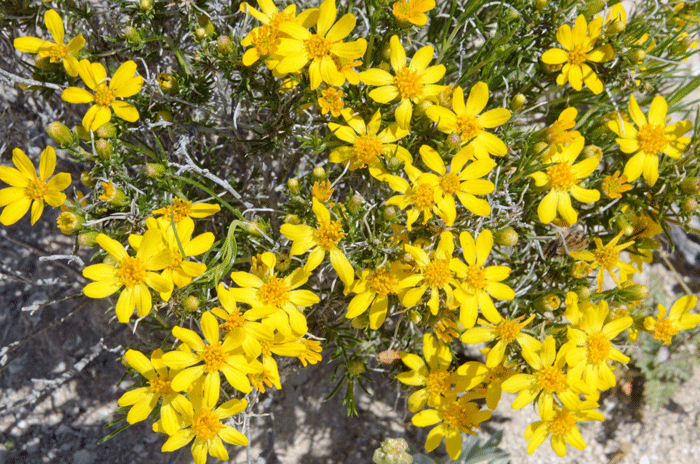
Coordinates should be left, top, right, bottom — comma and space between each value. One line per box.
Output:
95, 139, 113, 159
380, 42, 392, 61
510, 93, 526, 111
194, 27, 207, 41
78, 230, 99, 248
123, 26, 142, 44
145, 163, 166, 178
182, 295, 200, 312
284, 214, 300, 225
574, 285, 592, 300
75, 125, 91, 141
581, 145, 603, 160
95, 122, 117, 139
216, 35, 233, 54
613, 216, 634, 236
629, 48, 646, 64
312, 166, 326, 179
46, 121, 76, 146
139, 0, 153, 10
620, 284, 649, 302
287, 178, 300, 194
80, 171, 96, 187
681, 196, 698, 213
347, 192, 364, 214
156, 110, 173, 122
385, 156, 402, 173
570, 261, 590, 279
494, 227, 518, 246
347, 359, 365, 376
534, 0, 547, 10
681, 177, 700, 195
197, 15, 215, 38
157, 73, 178, 94
605, 20, 625, 37
351, 312, 369, 328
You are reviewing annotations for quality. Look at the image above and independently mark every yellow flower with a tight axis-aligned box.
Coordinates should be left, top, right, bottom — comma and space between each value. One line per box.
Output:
396, 333, 485, 412
525, 399, 604, 457
464, 349, 517, 410
61, 60, 144, 131
426, 82, 511, 159
318, 87, 344, 117
607, 94, 692, 185
544, 107, 580, 157
346, 261, 411, 329
418, 144, 495, 223
298, 339, 322, 366
153, 197, 221, 223
275, 0, 366, 89
258, 334, 308, 390
570, 231, 636, 292
98, 181, 127, 206
0, 147, 71, 225
211, 283, 274, 358
57, 190, 86, 234
541, 15, 614, 94
82, 231, 173, 322
501, 336, 579, 418
529, 136, 600, 225
129, 217, 214, 301
600, 171, 632, 198
384, 164, 448, 230
159, 379, 248, 464
280, 198, 354, 287
360, 35, 446, 129
412, 395, 491, 460
392, 0, 435, 26
14, 9, 85, 76
162, 312, 263, 406
461, 315, 541, 368
644, 295, 700, 345
230, 252, 319, 338
328, 108, 411, 179
400, 231, 461, 316
118, 349, 189, 435
454, 230, 514, 328
564, 301, 632, 393
311, 180, 334, 202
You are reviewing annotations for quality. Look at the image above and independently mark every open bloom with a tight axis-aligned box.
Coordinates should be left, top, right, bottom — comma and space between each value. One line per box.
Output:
275, 0, 366, 89
541, 14, 614, 94
454, 230, 514, 328
529, 136, 600, 225
280, 198, 354, 287
159, 379, 248, 464
14, 9, 84, 76
0, 147, 71, 225
461, 315, 541, 368
82, 231, 173, 322
360, 35, 446, 129
644, 295, 700, 345
564, 301, 632, 393
62, 60, 143, 131
392, 0, 435, 26
426, 82, 511, 159
570, 231, 636, 291
153, 197, 221, 224
607, 94, 692, 185
346, 261, 411, 329
118, 349, 189, 435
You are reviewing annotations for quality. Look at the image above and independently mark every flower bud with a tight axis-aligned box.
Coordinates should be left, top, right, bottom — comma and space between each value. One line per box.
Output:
287, 178, 300, 194
347, 192, 364, 214
140, 0, 153, 10
620, 284, 649, 302
535, 293, 561, 311
103, 255, 118, 266
123, 26, 142, 44
347, 359, 365, 376
182, 295, 200, 312
351, 312, 369, 328
534, 0, 547, 10
494, 227, 518, 246
581, 145, 603, 160
194, 27, 207, 41
95, 122, 117, 139
275, 253, 291, 272
605, 20, 625, 37
80, 171, 96, 187
381, 42, 392, 61
78, 230, 99, 248
156, 110, 173, 122
681, 177, 700, 195
385, 156, 402, 172
197, 15, 216, 38
145, 163, 166, 178
284, 214, 300, 225
681, 197, 698, 213
570, 261, 590, 279
95, 139, 113, 159
100, 181, 128, 207
56, 211, 83, 234
157, 73, 178, 94
312, 166, 326, 179
383, 206, 397, 220
574, 285, 591, 299
445, 133, 462, 151
629, 48, 646, 64
613, 216, 634, 236
378, 61, 392, 73
217, 35, 233, 54
510, 93, 526, 111
414, 99, 433, 117
46, 121, 76, 146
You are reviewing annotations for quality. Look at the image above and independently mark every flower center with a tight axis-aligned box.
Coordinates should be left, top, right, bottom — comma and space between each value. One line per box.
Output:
601, 173, 627, 198
594, 245, 619, 269
192, 409, 224, 441
463, 267, 487, 291
306, 33, 332, 59
261, 340, 272, 357
118, 256, 146, 287
57, 212, 81, 232
201, 342, 226, 373
149, 374, 173, 397
637, 124, 668, 155
567, 46, 587, 65
586, 333, 611, 363
440, 172, 460, 195
268, 11, 294, 30
494, 319, 520, 343
94, 84, 115, 107
536, 365, 567, 393
546, 162, 577, 190
312, 181, 334, 203
548, 408, 577, 437
252, 25, 280, 55
412, 183, 435, 211
393, 0, 411, 19
546, 121, 575, 144
442, 400, 479, 434
394, 67, 422, 100
353, 135, 383, 166
315, 220, 345, 250
47, 43, 68, 62
164, 198, 192, 223
169, 250, 183, 270
258, 275, 290, 307
220, 309, 246, 333
426, 368, 452, 395
456, 114, 481, 141
25, 178, 48, 200
369, 268, 397, 296
424, 260, 450, 287
653, 319, 678, 345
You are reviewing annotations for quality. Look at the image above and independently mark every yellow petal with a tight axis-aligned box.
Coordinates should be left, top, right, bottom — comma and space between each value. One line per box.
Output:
14, 36, 44, 53
44, 9, 65, 44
